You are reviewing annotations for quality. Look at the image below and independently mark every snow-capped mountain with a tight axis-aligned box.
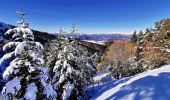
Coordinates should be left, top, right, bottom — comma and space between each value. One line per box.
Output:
65, 33, 131, 41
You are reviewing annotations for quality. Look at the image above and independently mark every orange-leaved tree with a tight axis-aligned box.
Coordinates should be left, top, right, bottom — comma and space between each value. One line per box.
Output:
103, 39, 136, 79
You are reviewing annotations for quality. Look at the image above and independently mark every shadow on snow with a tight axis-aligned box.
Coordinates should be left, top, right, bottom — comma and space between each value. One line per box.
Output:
106, 72, 170, 100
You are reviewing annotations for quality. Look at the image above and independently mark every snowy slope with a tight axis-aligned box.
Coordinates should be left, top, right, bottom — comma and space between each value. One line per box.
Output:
87, 65, 170, 100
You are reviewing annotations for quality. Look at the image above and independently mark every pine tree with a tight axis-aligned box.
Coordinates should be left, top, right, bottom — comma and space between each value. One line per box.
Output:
52, 37, 96, 99
70, 24, 78, 38
44, 39, 61, 77
131, 31, 137, 43
52, 38, 82, 100
72, 40, 96, 85
1, 10, 56, 100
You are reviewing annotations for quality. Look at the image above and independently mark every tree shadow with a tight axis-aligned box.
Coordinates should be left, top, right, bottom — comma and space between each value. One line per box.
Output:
86, 76, 132, 99
106, 72, 170, 100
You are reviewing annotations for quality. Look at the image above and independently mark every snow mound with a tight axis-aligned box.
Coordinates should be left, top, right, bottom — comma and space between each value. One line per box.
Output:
88, 65, 170, 100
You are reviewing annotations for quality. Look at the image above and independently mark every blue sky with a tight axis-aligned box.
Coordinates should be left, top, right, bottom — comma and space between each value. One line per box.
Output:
0, 0, 170, 34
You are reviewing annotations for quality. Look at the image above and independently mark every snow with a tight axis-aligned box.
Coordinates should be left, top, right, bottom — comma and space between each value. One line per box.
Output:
53, 60, 61, 72
37, 66, 48, 73
3, 42, 20, 51
43, 82, 57, 99
24, 83, 37, 100
62, 82, 74, 100
27, 46, 44, 65
3, 62, 17, 79
3, 59, 29, 79
93, 70, 111, 82
14, 41, 44, 65
28, 50, 39, 61
59, 74, 65, 84
0, 51, 15, 64
14, 41, 27, 56
5, 27, 34, 40
82, 40, 106, 45
165, 49, 170, 53
39, 73, 57, 99
2, 77, 21, 97
12, 32, 20, 39
1, 18, 55, 99
67, 66, 72, 74
87, 65, 170, 100
35, 42, 44, 50
63, 60, 68, 69
28, 66, 36, 73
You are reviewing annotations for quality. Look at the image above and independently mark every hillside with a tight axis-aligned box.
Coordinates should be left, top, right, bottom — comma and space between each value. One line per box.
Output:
86, 65, 170, 100
0, 22, 122, 64
0, 22, 128, 50
0, 22, 108, 76
0, 22, 56, 44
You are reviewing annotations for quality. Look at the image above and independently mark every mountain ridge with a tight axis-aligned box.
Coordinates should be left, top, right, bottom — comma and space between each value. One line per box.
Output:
64, 33, 131, 41
0, 22, 131, 42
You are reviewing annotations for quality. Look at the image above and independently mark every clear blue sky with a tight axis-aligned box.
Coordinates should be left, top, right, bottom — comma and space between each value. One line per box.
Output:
0, 0, 170, 34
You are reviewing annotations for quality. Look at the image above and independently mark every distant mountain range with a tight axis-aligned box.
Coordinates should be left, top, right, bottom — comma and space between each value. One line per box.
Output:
64, 33, 131, 41
0, 22, 131, 42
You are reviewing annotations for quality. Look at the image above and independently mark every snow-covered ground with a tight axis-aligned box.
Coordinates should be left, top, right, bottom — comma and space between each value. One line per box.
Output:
86, 65, 170, 100
82, 40, 106, 45
93, 70, 111, 82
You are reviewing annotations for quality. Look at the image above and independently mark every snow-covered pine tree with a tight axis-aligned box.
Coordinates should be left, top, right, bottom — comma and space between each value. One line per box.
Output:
71, 39, 96, 85
69, 25, 96, 85
1, 10, 56, 100
44, 39, 60, 77
52, 38, 83, 100
52, 37, 96, 99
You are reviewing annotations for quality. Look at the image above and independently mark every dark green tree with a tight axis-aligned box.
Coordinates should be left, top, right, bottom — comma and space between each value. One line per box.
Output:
131, 31, 138, 43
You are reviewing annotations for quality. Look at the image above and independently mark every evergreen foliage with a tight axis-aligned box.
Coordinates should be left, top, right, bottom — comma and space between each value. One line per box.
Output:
52, 37, 96, 99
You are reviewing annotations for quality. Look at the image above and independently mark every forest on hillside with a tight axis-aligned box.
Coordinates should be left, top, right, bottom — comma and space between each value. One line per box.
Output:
98, 18, 170, 79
